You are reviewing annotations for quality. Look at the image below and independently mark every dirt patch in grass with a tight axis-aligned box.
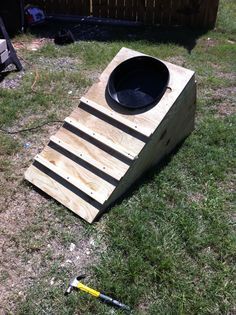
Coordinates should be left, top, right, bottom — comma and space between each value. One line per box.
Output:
188, 192, 206, 203
217, 101, 236, 117
218, 72, 236, 82
212, 86, 236, 117
166, 56, 186, 67
36, 57, 82, 72
13, 38, 52, 52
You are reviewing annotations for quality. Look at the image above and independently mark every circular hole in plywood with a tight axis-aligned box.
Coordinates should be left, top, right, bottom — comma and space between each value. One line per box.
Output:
107, 56, 169, 110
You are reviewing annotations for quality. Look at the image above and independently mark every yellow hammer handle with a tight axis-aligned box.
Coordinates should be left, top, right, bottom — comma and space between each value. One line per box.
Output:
77, 282, 100, 298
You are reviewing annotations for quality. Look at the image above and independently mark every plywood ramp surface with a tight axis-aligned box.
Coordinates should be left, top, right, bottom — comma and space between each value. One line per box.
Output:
25, 47, 196, 223
53, 127, 130, 180
39, 146, 116, 202
25, 165, 100, 223
70, 106, 146, 155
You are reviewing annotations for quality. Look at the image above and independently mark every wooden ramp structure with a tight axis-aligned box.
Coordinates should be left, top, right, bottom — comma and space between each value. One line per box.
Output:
25, 48, 196, 223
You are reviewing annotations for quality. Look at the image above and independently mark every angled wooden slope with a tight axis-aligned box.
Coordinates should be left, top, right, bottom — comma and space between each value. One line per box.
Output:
25, 47, 196, 223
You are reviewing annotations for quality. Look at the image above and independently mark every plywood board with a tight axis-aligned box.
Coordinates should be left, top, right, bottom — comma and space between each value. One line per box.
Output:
0, 39, 7, 53
0, 50, 9, 64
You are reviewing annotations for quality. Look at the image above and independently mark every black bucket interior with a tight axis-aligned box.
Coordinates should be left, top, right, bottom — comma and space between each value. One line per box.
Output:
107, 56, 169, 109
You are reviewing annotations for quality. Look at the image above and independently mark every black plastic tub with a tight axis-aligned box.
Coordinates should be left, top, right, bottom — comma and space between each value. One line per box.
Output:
107, 56, 169, 109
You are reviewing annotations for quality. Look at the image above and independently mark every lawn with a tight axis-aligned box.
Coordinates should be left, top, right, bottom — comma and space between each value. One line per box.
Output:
0, 1, 235, 314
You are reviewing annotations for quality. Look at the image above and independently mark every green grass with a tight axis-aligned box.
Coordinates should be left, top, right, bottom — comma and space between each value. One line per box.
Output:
1, 0, 235, 314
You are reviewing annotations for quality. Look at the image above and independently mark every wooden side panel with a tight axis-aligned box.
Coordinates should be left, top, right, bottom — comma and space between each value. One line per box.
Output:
101, 75, 196, 214
25, 165, 99, 223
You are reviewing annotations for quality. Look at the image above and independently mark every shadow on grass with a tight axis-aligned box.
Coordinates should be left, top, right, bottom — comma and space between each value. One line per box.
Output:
0, 69, 18, 83
96, 140, 185, 222
27, 20, 208, 53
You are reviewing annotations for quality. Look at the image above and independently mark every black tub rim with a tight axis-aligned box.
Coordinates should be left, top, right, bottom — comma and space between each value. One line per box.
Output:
107, 55, 170, 109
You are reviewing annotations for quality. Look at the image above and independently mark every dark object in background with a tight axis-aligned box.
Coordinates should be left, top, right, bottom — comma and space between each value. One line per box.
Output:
24, 5, 46, 26
0, 17, 22, 72
107, 56, 169, 109
0, 0, 24, 34
54, 29, 75, 45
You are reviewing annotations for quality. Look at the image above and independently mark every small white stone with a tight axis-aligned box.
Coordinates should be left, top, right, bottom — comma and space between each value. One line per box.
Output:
50, 278, 55, 285
68, 90, 73, 95
66, 259, 72, 264
69, 243, 76, 252
89, 239, 95, 246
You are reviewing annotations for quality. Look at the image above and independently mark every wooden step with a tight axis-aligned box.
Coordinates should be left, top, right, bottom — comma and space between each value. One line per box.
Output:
40, 146, 116, 201
35, 147, 115, 204
25, 165, 100, 223
80, 97, 151, 138
70, 106, 146, 155
51, 127, 130, 181
64, 117, 139, 160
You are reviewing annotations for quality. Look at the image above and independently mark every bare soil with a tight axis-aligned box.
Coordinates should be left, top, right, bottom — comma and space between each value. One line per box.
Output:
213, 86, 236, 117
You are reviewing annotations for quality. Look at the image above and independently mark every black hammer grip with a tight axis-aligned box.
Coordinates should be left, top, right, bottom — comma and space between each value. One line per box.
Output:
99, 293, 131, 311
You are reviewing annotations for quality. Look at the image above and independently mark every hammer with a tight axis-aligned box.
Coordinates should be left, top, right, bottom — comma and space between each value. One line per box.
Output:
65, 275, 131, 312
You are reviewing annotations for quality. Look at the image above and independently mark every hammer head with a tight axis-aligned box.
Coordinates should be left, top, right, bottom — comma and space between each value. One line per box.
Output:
64, 275, 86, 296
